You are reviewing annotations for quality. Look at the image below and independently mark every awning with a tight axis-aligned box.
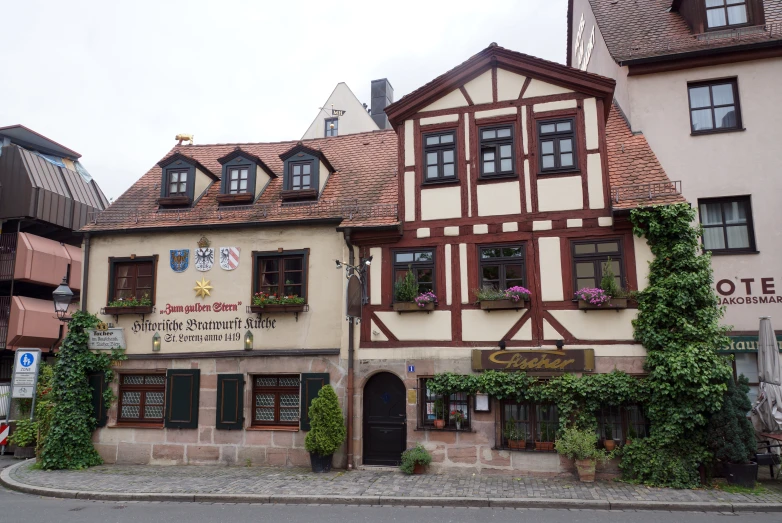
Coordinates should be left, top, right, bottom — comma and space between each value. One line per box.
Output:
13, 232, 81, 290
5, 296, 73, 351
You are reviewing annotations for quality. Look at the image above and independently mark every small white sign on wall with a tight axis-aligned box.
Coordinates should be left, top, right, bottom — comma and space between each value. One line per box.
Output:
88, 328, 127, 350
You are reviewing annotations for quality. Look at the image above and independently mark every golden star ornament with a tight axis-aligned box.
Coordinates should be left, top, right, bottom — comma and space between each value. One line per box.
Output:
194, 276, 213, 299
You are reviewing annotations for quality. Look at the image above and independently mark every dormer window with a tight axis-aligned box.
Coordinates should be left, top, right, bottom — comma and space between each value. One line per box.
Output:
216, 148, 275, 205
279, 142, 334, 201
227, 167, 250, 194
168, 169, 188, 196
706, 0, 748, 29
290, 161, 313, 190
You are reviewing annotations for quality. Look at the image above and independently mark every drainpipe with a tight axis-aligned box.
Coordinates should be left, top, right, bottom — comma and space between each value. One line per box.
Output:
343, 229, 355, 470
81, 233, 90, 312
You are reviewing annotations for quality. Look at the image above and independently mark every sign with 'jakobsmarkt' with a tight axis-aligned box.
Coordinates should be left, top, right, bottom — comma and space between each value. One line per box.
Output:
471, 349, 595, 373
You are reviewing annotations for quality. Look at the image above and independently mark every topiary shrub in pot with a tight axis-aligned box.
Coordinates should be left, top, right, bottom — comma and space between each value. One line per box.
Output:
304, 385, 346, 473
707, 375, 757, 487
400, 444, 432, 475
555, 427, 612, 482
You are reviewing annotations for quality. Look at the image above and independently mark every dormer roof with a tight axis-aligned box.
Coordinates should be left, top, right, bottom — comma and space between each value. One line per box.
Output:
217, 147, 276, 177
279, 142, 336, 173
157, 152, 219, 180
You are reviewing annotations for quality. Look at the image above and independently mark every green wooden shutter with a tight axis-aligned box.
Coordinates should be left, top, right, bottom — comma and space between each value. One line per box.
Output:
300, 373, 329, 431
88, 372, 108, 428
216, 374, 244, 430
164, 369, 200, 429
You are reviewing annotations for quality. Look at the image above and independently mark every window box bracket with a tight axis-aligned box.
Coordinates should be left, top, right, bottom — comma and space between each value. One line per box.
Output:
247, 304, 308, 322
479, 299, 529, 312
393, 302, 436, 314
577, 298, 627, 312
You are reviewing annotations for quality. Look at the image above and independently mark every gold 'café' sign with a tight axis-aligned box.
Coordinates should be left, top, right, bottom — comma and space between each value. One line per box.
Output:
471, 349, 595, 373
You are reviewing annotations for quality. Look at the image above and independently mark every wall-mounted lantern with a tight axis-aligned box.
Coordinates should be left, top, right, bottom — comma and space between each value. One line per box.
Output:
244, 330, 253, 351
52, 276, 74, 322
152, 332, 161, 352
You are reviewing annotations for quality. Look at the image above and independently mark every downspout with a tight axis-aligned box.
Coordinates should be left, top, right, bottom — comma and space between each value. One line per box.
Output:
81, 233, 90, 312
343, 229, 355, 470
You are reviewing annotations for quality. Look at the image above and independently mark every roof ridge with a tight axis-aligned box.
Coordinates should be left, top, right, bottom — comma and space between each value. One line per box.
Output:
176, 129, 395, 149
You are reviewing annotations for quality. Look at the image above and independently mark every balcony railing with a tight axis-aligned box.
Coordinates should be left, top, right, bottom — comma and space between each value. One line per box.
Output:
0, 296, 9, 350
613, 181, 682, 204
88, 199, 399, 226
0, 233, 17, 281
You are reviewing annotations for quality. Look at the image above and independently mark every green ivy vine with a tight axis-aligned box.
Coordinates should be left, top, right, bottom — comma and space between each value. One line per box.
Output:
621, 203, 732, 488
39, 310, 126, 470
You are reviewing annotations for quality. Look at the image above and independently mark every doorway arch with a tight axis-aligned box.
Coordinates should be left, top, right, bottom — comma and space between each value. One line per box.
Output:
362, 371, 407, 465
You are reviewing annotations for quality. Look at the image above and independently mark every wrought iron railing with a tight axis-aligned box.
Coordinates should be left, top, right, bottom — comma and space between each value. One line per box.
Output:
0, 296, 10, 350
0, 233, 17, 281
619, 23, 776, 60
613, 180, 682, 203
87, 199, 398, 226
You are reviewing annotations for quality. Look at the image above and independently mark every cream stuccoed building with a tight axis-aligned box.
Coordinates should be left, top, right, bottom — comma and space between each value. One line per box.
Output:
567, 0, 782, 403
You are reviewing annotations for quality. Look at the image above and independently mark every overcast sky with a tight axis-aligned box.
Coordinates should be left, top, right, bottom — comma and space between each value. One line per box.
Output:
2, 0, 568, 201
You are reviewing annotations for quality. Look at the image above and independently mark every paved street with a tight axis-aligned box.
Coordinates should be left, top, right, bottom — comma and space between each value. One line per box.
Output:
0, 486, 780, 523
8, 461, 782, 505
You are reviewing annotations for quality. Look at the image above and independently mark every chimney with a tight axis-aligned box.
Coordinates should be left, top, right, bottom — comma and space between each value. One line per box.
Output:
370, 78, 393, 130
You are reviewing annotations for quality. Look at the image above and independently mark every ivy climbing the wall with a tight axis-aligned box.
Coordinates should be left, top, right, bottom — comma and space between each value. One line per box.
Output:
39, 310, 125, 470
621, 203, 732, 488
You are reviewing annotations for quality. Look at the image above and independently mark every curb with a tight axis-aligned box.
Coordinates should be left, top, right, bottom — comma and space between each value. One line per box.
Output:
2, 461, 781, 512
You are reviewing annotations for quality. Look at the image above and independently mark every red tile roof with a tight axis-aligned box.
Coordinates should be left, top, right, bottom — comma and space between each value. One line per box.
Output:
605, 103, 686, 210
587, 0, 782, 62
82, 130, 399, 232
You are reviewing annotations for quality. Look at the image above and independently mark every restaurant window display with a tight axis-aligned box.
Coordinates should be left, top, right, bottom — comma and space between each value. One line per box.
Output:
419, 378, 470, 430
117, 374, 166, 424
500, 402, 557, 451
595, 405, 649, 448
252, 375, 301, 427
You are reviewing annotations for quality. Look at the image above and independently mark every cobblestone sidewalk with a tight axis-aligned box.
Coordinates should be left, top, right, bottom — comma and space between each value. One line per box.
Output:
9, 462, 782, 504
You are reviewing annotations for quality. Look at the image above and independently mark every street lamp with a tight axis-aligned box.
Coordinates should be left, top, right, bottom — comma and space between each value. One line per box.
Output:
52, 276, 73, 322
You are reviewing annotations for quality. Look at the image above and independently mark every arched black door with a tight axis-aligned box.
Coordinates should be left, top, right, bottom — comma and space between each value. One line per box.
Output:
363, 372, 406, 465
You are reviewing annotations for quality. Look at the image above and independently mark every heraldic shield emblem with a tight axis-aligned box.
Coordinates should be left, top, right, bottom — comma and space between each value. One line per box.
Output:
170, 249, 189, 272
194, 236, 214, 272
220, 247, 240, 271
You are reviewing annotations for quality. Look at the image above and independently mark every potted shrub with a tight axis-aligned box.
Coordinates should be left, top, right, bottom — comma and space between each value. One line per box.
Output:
476, 286, 531, 311
707, 375, 758, 487
555, 427, 612, 482
400, 444, 432, 475
104, 293, 153, 315
603, 425, 616, 451
392, 268, 437, 312
249, 292, 306, 313
504, 418, 526, 450
304, 385, 346, 473
625, 425, 637, 446
9, 418, 37, 459
433, 398, 446, 429
535, 423, 556, 451
575, 260, 628, 310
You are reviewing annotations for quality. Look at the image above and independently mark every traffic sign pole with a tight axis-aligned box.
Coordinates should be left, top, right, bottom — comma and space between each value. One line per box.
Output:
1, 349, 42, 456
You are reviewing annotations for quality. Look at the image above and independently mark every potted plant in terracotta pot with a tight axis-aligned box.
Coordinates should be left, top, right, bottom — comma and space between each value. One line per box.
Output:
504, 418, 526, 450
555, 427, 612, 482
433, 398, 446, 429
707, 375, 758, 487
535, 423, 556, 451
304, 385, 345, 473
400, 444, 432, 475
603, 425, 616, 451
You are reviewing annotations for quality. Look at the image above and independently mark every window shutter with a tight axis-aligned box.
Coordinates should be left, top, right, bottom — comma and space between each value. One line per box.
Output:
299, 373, 329, 431
165, 369, 200, 429
88, 372, 108, 428
215, 374, 244, 430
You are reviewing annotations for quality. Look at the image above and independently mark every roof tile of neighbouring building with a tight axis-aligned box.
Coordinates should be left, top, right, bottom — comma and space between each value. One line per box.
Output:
81, 129, 399, 232
605, 103, 686, 210
587, 0, 782, 62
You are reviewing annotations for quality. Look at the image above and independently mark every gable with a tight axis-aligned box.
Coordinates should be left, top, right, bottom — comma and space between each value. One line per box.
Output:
522, 79, 574, 98
496, 69, 527, 101
462, 70, 493, 104
420, 88, 469, 112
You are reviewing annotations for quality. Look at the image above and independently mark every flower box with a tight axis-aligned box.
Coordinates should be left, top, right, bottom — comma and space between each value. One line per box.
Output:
249, 304, 306, 314
103, 305, 154, 315
393, 302, 435, 313
577, 298, 628, 310
508, 439, 526, 450
535, 441, 555, 451
479, 299, 528, 311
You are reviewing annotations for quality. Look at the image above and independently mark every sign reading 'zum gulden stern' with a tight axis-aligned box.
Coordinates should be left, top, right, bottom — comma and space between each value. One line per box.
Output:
471, 349, 595, 372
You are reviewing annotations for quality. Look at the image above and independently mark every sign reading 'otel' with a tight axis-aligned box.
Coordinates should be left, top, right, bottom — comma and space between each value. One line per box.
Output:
471, 349, 595, 373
